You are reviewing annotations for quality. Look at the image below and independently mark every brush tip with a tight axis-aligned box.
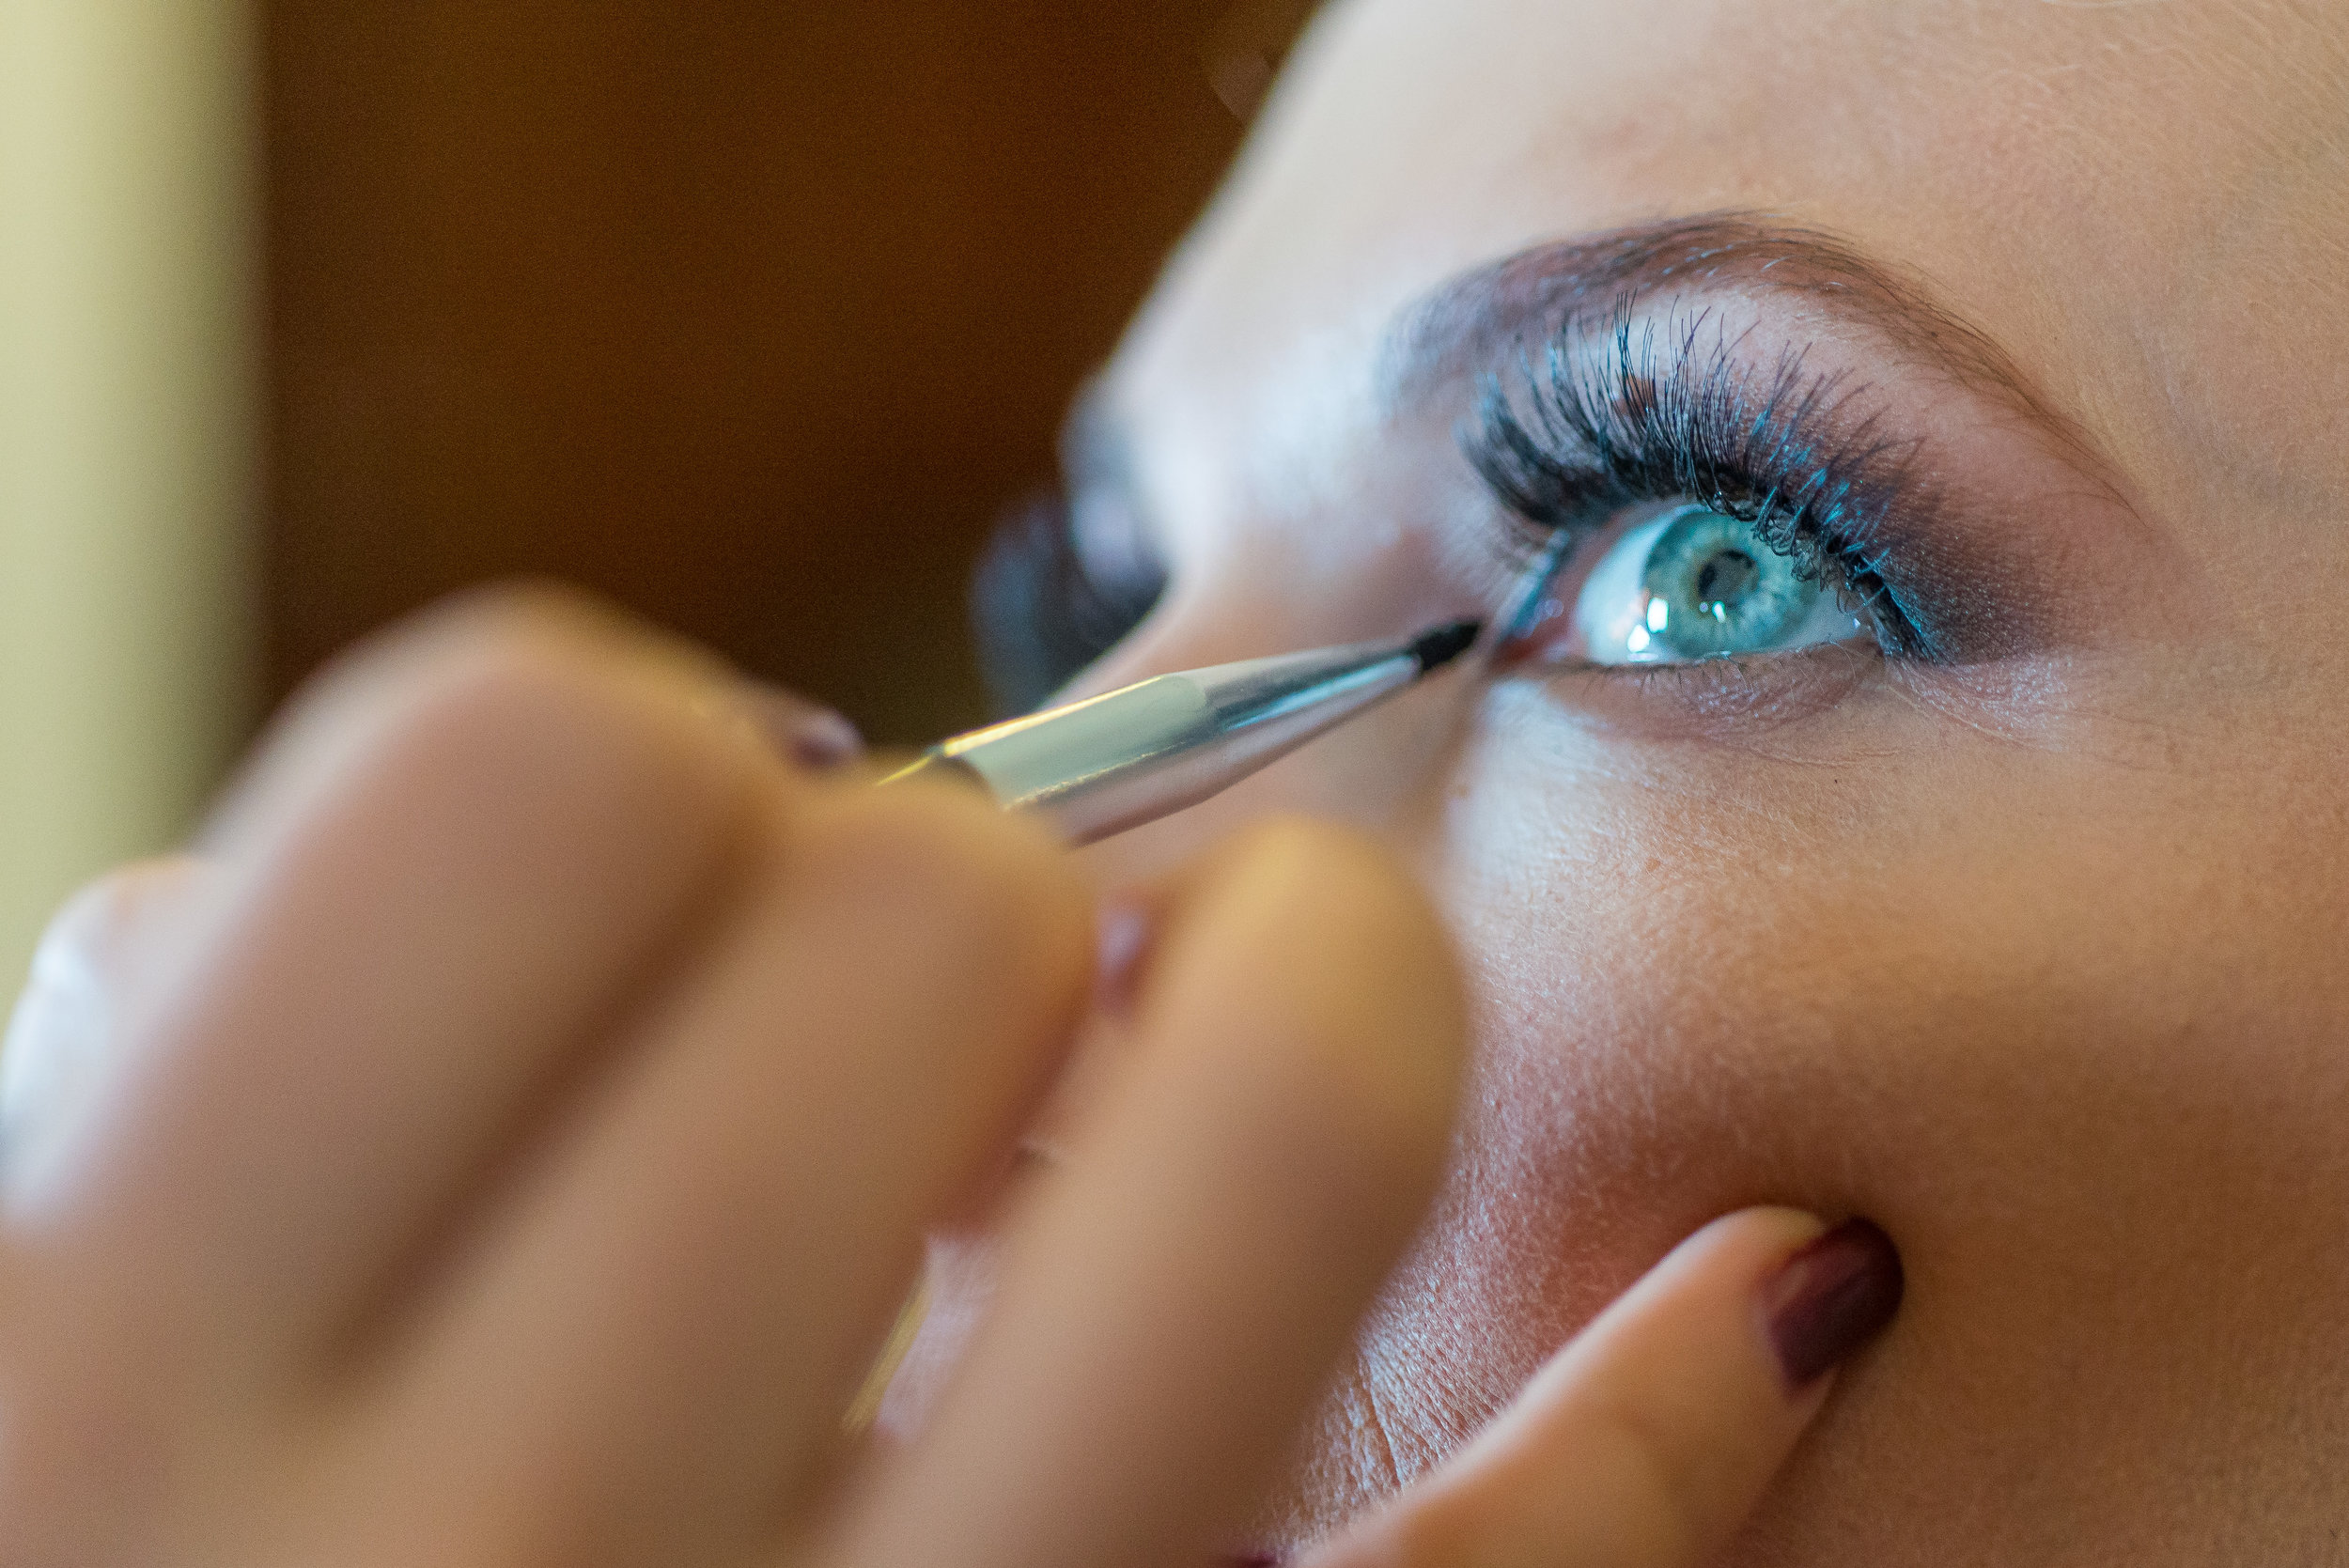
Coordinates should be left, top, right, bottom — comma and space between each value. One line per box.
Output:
1409, 619, 1484, 675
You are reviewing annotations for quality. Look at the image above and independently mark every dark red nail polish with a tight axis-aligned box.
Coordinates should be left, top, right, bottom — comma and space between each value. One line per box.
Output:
784, 706, 865, 770
1761, 1218, 1905, 1389
737, 688, 864, 770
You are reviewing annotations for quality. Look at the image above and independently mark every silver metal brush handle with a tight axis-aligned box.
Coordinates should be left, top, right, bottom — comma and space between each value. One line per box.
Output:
891, 642, 1418, 845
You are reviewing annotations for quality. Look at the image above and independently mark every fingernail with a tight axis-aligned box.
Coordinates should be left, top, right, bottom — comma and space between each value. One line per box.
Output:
1093, 899, 1154, 1017
785, 706, 866, 770
1761, 1218, 1905, 1389
735, 687, 865, 771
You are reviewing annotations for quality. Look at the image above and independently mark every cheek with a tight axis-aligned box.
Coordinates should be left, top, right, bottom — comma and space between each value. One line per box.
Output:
1328, 784, 1902, 1482
1258, 758, 1945, 1529
1294, 710, 2349, 1548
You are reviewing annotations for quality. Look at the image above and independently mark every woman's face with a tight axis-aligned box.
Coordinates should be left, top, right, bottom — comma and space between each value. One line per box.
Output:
974, 2, 2349, 1559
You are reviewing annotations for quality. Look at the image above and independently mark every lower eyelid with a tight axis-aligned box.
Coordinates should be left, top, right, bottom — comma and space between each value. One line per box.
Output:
1500, 637, 1883, 740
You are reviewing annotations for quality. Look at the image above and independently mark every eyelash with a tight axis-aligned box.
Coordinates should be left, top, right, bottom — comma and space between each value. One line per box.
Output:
970, 490, 1168, 715
1463, 300, 1933, 659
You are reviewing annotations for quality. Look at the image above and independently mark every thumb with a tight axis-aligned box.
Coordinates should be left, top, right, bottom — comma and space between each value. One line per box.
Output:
1301, 1207, 1903, 1568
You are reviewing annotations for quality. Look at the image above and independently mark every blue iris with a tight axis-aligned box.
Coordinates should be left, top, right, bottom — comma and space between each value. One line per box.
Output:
1638, 506, 1820, 660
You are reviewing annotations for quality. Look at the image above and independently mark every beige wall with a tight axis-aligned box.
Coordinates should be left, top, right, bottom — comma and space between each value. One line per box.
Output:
0, 0, 257, 986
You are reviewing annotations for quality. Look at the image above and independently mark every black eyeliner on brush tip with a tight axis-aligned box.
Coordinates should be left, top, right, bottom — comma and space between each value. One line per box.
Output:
1409, 619, 1484, 673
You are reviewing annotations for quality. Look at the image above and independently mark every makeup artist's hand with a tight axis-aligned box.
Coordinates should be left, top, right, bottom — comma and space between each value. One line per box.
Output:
0, 594, 1897, 1568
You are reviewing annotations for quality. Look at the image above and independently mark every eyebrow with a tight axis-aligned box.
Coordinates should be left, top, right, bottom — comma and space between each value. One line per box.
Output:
1381, 213, 2101, 469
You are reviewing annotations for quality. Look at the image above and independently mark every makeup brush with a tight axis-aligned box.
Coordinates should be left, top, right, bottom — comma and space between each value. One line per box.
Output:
882, 620, 1482, 846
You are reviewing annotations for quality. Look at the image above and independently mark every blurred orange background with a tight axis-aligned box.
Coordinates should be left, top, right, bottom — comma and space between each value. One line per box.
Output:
264, 2, 1283, 742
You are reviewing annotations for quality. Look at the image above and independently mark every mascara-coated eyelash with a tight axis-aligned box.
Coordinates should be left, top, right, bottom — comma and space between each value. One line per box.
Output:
1464, 300, 1936, 659
970, 489, 1168, 715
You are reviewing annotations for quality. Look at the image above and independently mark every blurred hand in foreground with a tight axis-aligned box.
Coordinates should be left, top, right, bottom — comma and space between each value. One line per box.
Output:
0, 593, 1898, 1568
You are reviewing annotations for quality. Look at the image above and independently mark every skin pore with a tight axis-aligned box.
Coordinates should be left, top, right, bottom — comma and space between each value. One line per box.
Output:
907, 0, 2349, 1561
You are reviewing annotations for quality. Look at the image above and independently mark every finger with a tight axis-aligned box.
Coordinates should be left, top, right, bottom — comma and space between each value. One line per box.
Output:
8, 594, 782, 1374
1302, 1209, 1905, 1568
2, 858, 210, 1185
347, 782, 1093, 1566
829, 817, 1468, 1568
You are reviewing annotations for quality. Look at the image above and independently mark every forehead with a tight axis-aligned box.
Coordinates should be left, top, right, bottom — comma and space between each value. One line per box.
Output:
1115, 0, 2348, 520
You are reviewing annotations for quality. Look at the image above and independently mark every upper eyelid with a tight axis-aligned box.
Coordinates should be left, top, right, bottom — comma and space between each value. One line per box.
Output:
1377, 212, 2131, 517
1464, 299, 1921, 527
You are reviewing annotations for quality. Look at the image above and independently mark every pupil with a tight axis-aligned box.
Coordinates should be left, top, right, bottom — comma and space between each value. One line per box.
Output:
1693, 549, 1758, 611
